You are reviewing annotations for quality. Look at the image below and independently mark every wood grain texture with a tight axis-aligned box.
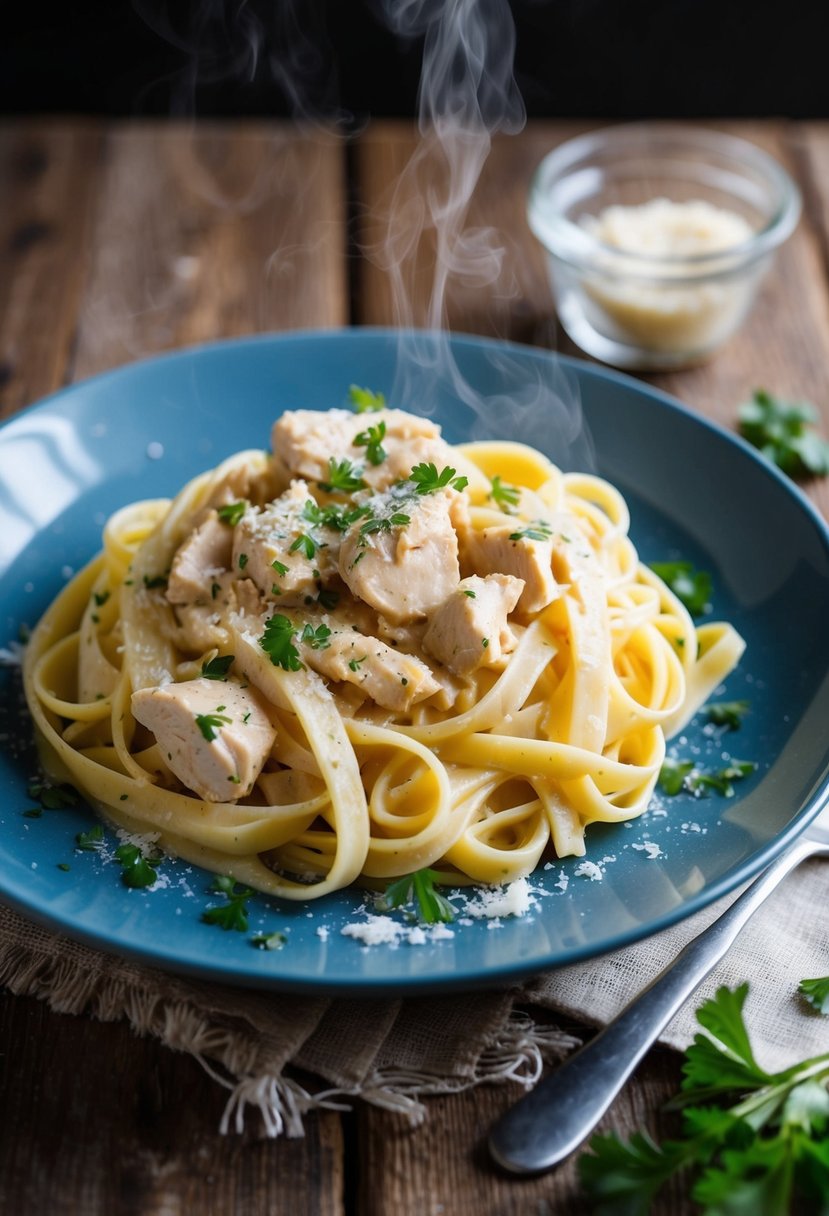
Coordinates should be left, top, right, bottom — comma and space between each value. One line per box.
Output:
0, 993, 344, 1216
0, 120, 103, 419
71, 122, 348, 381
358, 1040, 684, 1216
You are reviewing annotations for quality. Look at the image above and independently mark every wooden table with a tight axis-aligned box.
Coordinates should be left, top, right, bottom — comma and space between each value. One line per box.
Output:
2, 118, 828, 1214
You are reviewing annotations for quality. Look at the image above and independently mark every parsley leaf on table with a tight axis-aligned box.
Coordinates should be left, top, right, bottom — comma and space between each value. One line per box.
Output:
202, 876, 254, 931
580, 983, 829, 1215
649, 560, 713, 617
378, 868, 455, 925
75, 824, 105, 852
348, 385, 386, 413
800, 977, 829, 1015
738, 389, 829, 479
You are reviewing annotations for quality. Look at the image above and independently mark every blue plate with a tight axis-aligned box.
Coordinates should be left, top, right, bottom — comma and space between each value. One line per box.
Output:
2, 330, 828, 995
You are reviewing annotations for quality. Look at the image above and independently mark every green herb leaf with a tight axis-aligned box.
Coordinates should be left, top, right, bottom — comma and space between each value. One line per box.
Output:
93, 590, 110, 607
359, 511, 411, 544
348, 385, 386, 413
27, 780, 79, 810
508, 521, 553, 542
649, 560, 713, 616
114, 842, 160, 889
142, 573, 168, 590
581, 983, 829, 1215
201, 654, 235, 681
355, 421, 387, 466
289, 532, 317, 560
251, 931, 287, 951
217, 500, 247, 526
658, 758, 694, 795
75, 824, 105, 852
202, 876, 253, 931
489, 475, 520, 510
739, 389, 829, 479
378, 868, 455, 925
659, 758, 757, 799
300, 623, 332, 650
260, 614, 303, 671
705, 700, 750, 731
271, 559, 289, 577
302, 498, 371, 533
319, 457, 366, 493
800, 977, 829, 1015
194, 711, 232, 742
317, 587, 340, 610
408, 462, 469, 495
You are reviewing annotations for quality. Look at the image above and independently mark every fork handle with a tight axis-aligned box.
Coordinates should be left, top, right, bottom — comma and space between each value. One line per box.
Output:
489, 835, 825, 1175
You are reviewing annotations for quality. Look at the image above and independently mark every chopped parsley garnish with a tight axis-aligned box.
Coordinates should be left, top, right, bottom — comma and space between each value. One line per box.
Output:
348, 384, 386, 413
251, 931, 287, 951
319, 457, 366, 493
355, 421, 387, 466
482, 637, 489, 649
580, 982, 829, 1216
462, 589, 476, 598
194, 711, 232, 742
359, 512, 410, 544
300, 623, 332, 650
93, 590, 110, 607
211, 581, 221, 600
57, 863, 70, 872
659, 757, 757, 798
409, 462, 468, 495
705, 699, 750, 730
799, 976, 829, 1014
271, 559, 289, 577
22, 808, 43, 819
217, 500, 247, 526
289, 531, 318, 560
201, 875, 253, 931
142, 573, 168, 590
201, 654, 235, 681
378, 868, 455, 924
317, 587, 340, 610
27, 780, 79, 810
649, 560, 713, 617
238, 553, 248, 570
738, 388, 829, 479
303, 498, 370, 533
489, 475, 520, 510
348, 655, 366, 671
260, 614, 303, 671
508, 521, 553, 542
114, 842, 160, 889
75, 824, 104, 852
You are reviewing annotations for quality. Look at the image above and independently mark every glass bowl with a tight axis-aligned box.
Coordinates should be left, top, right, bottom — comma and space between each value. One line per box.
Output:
527, 124, 801, 370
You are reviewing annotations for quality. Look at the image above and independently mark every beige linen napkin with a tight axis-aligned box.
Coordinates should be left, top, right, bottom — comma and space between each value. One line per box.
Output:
2, 856, 828, 1136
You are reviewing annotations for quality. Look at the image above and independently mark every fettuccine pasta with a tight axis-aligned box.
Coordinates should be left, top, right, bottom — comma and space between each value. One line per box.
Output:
24, 404, 745, 898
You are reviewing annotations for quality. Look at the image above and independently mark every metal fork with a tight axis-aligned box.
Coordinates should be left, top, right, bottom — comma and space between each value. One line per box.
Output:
489, 805, 829, 1175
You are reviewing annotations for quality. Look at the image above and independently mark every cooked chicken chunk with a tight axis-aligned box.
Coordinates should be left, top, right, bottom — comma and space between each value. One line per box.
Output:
463, 523, 557, 614
338, 488, 461, 623
301, 628, 440, 712
271, 406, 485, 495
424, 574, 524, 675
167, 512, 232, 605
232, 480, 338, 605
131, 677, 275, 802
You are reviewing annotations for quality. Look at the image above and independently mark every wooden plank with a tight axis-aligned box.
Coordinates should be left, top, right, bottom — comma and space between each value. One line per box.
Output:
0, 120, 104, 419
358, 1039, 685, 1216
0, 992, 345, 1216
354, 120, 588, 344
72, 121, 347, 381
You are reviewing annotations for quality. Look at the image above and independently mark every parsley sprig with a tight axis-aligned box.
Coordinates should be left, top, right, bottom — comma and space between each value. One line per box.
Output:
355, 421, 387, 466
260, 613, 303, 671
378, 868, 455, 924
509, 521, 553, 542
348, 385, 386, 413
739, 389, 829, 479
202, 876, 254, 931
75, 824, 104, 852
300, 623, 331, 650
359, 511, 411, 545
580, 983, 829, 1215
489, 475, 520, 511
705, 699, 750, 731
303, 498, 371, 533
409, 462, 468, 495
318, 457, 366, 494
115, 842, 161, 889
194, 710, 232, 742
649, 560, 713, 617
659, 757, 757, 798
201, 654, 234, 681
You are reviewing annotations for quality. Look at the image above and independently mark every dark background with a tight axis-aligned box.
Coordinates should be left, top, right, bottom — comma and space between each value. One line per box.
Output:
1, 0, 825, 121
